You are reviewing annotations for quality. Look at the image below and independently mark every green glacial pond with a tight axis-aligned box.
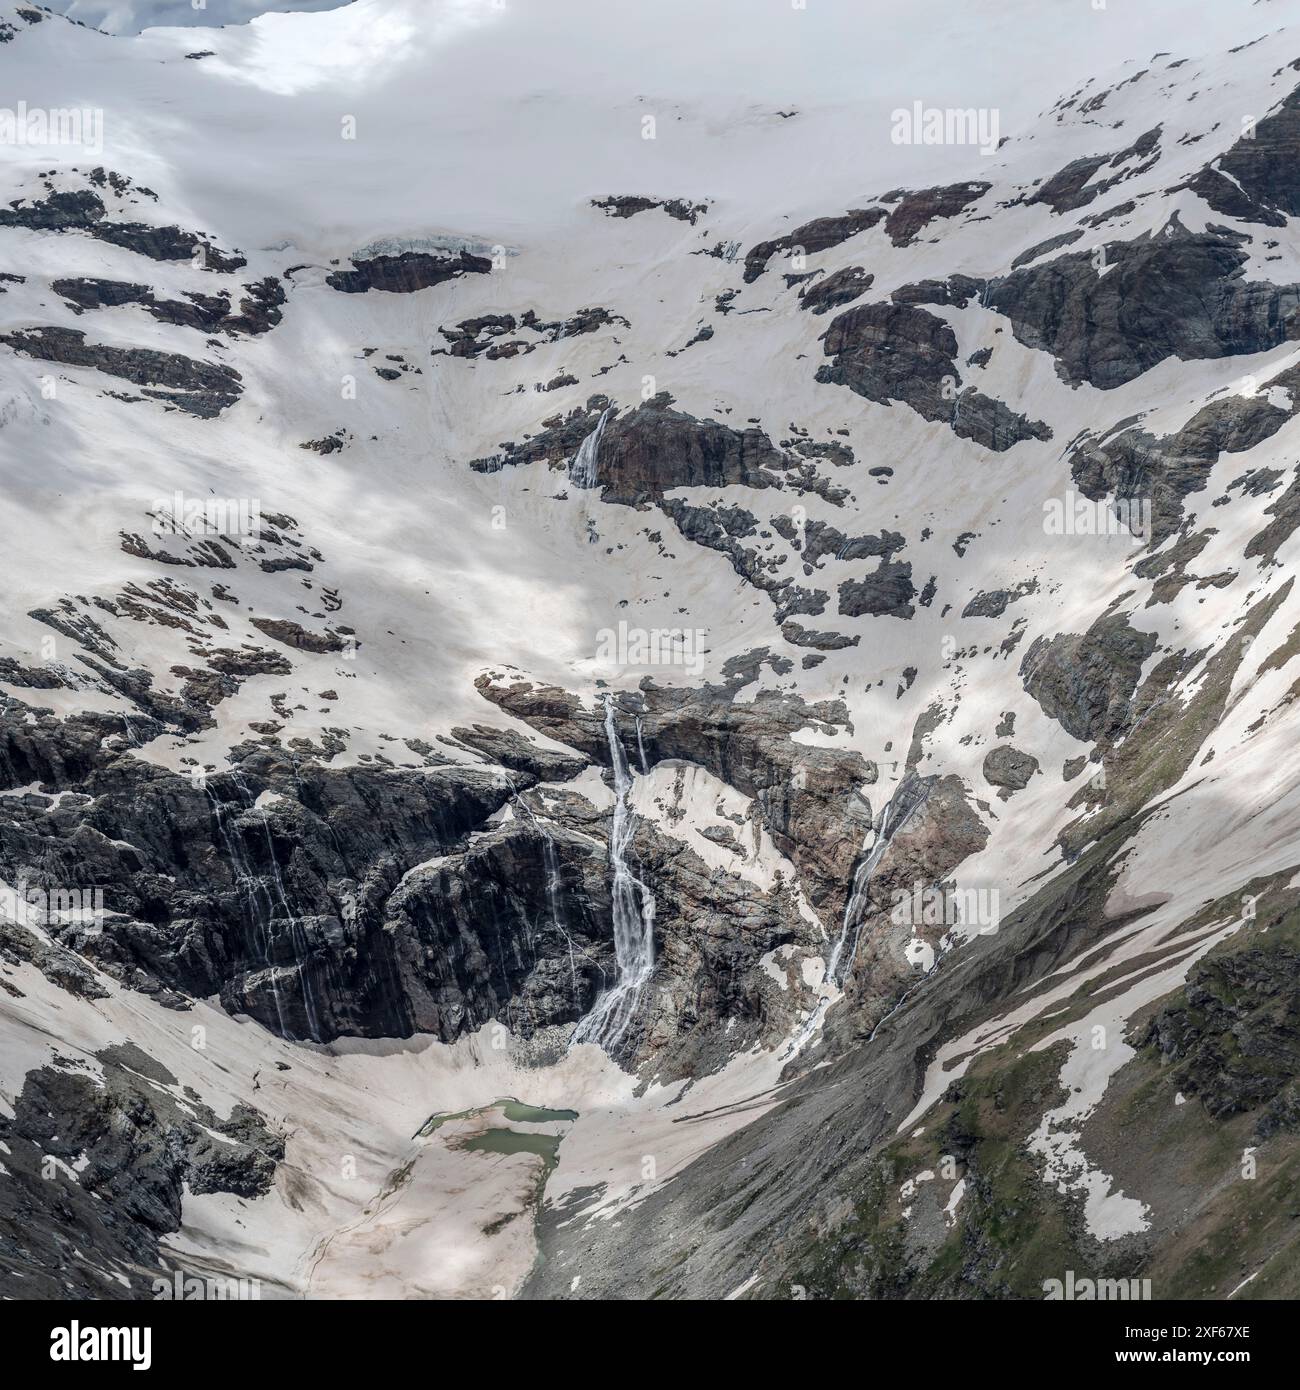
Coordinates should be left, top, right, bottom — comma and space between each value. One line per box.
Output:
462, 1128, 563, 1169
498, 1099, 579, 1125
410, 1096, 581, 1256
414, 1097, 578, 1141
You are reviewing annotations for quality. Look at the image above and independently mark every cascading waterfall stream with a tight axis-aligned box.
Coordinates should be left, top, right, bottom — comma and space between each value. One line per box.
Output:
785, 773, 931, 1058
825, 772, 931, 989
568, 405, 612, 490
209, 771, 325, 1043
571, 696, 656, 1052
206, 778, 290, 1037
512, 792, 605, 1007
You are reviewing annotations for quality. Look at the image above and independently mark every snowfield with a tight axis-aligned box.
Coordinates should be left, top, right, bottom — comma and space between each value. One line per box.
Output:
3, 0, 1300, 1301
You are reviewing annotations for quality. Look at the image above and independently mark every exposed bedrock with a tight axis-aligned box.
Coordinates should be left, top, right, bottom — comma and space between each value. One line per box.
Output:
0, 1047, 282, 1298
821, 772, 990, 1045
985, 220, 1300, 389
1070, 365, 1300, 544
1020, 611, 1159, 745
1182, 84, 1300, 227
0, 187, 245, 270
743, 207, 886, 282
837, 561, 917, 619
54, 274, 285, 337
879, 181, 990, 247
741, 181, 987, 283
0, 703, 531, 1042
0, 325, 242, 416
798, 265, 874, 315
477, 676, 876, 921
817, 300, 1051, 451
0, 697, 809, 1068
586, 395, 788, 505
325, 249, 491, 293
982, 744, 1040, 796
611, 806, 815, 1077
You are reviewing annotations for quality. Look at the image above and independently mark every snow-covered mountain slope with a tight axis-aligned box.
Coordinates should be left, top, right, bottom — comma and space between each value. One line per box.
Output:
3, 0, 1300, 1301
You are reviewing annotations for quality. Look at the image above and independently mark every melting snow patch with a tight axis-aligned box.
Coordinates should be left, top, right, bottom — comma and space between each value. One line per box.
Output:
943, 1177, 967, 1226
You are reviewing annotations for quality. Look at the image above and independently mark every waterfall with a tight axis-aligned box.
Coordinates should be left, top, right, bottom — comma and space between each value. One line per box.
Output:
250, 797, 324, 1044
206, 778, 290, 1037
784, 774, 931, 1060
568, 406, 612, 489
513, 793, 600, 1006
826, 772, 931, 989
207, 771, 327, 1043
571, 696, 656, 1052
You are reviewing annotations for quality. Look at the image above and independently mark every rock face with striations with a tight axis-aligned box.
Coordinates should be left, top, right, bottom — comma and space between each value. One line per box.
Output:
0, 694, 810, 1072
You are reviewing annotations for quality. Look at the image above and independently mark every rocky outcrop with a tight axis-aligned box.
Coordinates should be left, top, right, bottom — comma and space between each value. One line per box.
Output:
448, 723, 587, 781
326, 249, 491, 293
469, 397, 613, 473
0, 1043, 281, 1298
881, 181, 989, 246
890, 274, 985, 309
1028, 153, 1113, 214
54, 275, 284, 337
1071, 368, 1300, 543
1245, 470, 1300, 566
962, 580, 1036, 619
585, 396, 788, 505
478, 676, 876, 919
592, 195, 709, 225
1025, 127, 1159, 215
1145, 938, 1300, 1138
837, 561, 916, 619
1182, 85, 1300, 227
769, 515, 904, 568
982, 744, 1039, 795
817, 301, 1051, 451
799, 265, 873, 315
0, 326, 242, 416
1020, 612, 1158, 745
0, 689, 810, 1071
0, 706, 536, 1041
985, 220, 1300, 389
744, 207, 886, 282
248, 616, 351, 654
435, 306, 627, 359
0, 187, 244, 269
